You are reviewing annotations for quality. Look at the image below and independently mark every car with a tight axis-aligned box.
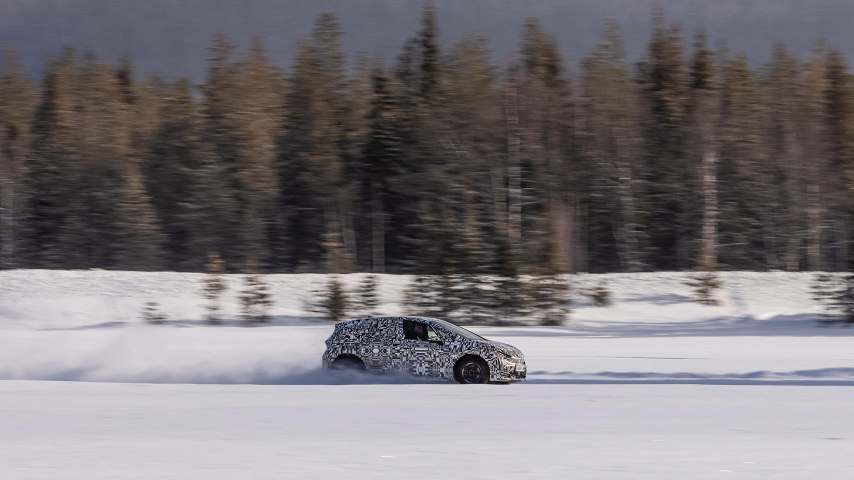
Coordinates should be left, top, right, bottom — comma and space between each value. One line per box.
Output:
321, 315, 526, 384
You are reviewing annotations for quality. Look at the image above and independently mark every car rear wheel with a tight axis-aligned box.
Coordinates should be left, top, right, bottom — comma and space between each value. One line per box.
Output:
455, 357, 489, 384
330, 356, 366, 372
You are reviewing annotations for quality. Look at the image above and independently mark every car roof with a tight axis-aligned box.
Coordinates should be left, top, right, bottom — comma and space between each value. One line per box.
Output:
338, 315, 436, 326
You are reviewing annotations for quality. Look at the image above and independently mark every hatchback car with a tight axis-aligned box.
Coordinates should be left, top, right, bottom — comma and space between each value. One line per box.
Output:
322, 315, 526, 383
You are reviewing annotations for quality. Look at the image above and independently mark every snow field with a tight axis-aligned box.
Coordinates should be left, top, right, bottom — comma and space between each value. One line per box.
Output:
2, 270, 854, 479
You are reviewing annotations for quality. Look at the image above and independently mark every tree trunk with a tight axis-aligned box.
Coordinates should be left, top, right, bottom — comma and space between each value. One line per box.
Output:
614, 134, 641, 272
370, 188, 385, 273
699, 148, 719, 269
504, 76, 523, 261
0, 167, 13, 269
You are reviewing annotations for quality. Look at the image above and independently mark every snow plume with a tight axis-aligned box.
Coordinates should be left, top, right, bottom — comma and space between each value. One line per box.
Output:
0, 326, 327, 384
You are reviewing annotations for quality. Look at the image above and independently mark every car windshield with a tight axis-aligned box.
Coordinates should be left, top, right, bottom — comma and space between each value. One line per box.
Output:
430, 318, 486, 341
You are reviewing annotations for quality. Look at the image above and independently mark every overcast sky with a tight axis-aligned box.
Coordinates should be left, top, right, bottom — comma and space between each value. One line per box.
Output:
2, 0, 853, 80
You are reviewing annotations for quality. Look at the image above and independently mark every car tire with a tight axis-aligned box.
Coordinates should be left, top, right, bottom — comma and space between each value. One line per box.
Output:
455, 357, 489, 384
330, 356, 366, 372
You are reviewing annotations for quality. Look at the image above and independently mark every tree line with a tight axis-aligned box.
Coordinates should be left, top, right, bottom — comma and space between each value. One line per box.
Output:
1, 7, 853, 276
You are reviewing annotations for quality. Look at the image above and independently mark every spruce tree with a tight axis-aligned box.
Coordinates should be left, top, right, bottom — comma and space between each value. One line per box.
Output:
203, 35, 282, 269
277, 14, 353, 272
578, 23, 644, 272
0, 50, 37, 270
636, 14, 694, 270
21, 49, 80, 268
717, 55, 768, 269
113, 165, 165, 271
147, 78, 210, 270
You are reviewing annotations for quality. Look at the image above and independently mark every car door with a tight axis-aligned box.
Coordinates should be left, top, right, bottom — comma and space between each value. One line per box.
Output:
400, 319, 443, 377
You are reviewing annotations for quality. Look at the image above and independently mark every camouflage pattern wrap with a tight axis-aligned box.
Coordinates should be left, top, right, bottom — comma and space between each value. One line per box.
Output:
322, 316, 526, 383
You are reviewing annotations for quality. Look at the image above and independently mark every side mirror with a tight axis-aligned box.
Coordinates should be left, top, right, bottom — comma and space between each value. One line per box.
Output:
429, 338, 444, 345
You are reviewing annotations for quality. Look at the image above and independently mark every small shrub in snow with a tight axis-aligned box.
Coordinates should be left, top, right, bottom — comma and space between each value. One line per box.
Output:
319, 276, 350, 322
685, 270, 722, 306
239, 260, 273, 326
812, 273, 854, 325
402, 275, 445, 318
404, 273, 569, 326
580, 279, 612, 307
525, 275, 571, 326
492, 274, 528, 323
202, 252, 227, 324
353, 274, 381, 316
141, 301, 167, 325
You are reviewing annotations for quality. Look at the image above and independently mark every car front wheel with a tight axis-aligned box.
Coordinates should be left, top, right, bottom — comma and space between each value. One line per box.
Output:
455, 357, 489, 384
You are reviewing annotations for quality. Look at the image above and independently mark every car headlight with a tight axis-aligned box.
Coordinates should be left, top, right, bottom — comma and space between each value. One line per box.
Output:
497, 351, 516, 365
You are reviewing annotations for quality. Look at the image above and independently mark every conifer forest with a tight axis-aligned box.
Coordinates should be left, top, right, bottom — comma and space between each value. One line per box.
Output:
1, 7, 853, 276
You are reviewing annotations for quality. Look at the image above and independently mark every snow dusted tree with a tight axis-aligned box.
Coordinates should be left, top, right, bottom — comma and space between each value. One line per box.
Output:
239, 259, 273, 325
202, 252, 227, 324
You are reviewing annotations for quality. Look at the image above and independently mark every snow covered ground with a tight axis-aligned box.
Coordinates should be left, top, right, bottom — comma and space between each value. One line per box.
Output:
1, 270, 853, 479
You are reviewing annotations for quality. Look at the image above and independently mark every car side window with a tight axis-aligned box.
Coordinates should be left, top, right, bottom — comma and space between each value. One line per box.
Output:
426, 326, 440, 341
403, 320, 436, 341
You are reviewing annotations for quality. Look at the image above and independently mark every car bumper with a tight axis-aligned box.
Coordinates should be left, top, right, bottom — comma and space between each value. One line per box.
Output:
493, 362, 527, 382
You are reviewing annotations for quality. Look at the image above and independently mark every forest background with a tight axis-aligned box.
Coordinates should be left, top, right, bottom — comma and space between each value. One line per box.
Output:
1, 6, 853, 280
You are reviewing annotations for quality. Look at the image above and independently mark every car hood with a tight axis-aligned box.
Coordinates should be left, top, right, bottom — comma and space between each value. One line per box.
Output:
487, 340, 524, 359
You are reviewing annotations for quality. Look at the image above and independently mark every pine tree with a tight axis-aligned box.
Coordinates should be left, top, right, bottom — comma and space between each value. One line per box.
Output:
717, 55, 768, 269
21, 49, 80, 268
203, 35, 282, 269
360, 68, 404, 273
147, 78, 214, 270
113, 165, 165, 271
636, 14, 694, 270
202, 252, 227, 324
763, 45, 806, 271
518, 18, 577, 273
277, 14, 354, 272
579, 22, 643, 272
0, 50, 37, 270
